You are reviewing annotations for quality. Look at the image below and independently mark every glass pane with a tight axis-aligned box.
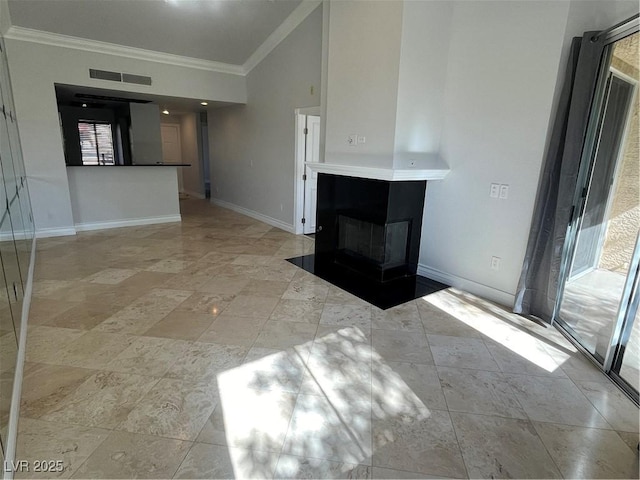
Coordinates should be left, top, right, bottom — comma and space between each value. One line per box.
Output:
558, 32, 640, 361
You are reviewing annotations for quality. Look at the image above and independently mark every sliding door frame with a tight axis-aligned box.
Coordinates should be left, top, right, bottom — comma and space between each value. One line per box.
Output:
552, 18, 640, 404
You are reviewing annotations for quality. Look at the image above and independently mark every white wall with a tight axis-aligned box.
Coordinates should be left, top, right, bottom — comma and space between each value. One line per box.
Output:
208, 5, 322, 229
324, 1, 403, 168
130, 103, 163, 164
5, 38, 246, 235
179, 113, 203, 198
67, 166, 180, 229
420, 1, 571, 304
393, 1, 453, 158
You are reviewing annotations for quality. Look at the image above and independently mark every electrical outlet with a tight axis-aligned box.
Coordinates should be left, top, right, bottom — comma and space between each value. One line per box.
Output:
491, 256, 501, 270
357, 136, 366, 144
499, 184, 509, 199
490, 183, 499, 198
348, 134, 357, 146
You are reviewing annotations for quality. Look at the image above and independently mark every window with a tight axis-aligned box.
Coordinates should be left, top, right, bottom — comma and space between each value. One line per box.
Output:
78, 121, 115, 165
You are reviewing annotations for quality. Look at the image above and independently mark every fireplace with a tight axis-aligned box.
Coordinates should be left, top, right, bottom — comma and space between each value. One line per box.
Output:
337, 214, 410, 281
287, 172, 448, 309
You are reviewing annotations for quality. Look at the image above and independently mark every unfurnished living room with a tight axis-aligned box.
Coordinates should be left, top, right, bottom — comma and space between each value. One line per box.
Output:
0, 0, 638, 478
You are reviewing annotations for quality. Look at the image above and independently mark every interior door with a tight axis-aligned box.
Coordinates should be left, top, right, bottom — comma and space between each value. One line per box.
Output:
303, 115, 320, 234
161, 124, 183, 191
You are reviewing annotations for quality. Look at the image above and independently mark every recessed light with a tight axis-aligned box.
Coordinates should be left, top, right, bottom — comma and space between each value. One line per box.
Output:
200, 101, 208, 106
162, 109, 170, 115
82, 103, 87, 107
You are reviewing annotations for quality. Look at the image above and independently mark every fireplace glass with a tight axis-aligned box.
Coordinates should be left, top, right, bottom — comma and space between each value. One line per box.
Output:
338, 215, 409, 268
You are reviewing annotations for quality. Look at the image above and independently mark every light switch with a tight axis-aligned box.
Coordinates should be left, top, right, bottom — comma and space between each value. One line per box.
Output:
490, 183, 499, 198
499, 184, 509, 199
348, 134, 357, 146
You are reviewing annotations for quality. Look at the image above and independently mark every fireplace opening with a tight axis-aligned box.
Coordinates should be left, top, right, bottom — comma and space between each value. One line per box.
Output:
336, 213, 410, 279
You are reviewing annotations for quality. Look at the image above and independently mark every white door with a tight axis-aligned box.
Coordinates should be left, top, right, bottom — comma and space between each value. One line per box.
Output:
161, 124, 183, 191
303, 115, 320, 234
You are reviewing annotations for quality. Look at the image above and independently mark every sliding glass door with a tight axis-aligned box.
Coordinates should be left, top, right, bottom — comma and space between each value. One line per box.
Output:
555, 30, 639, 401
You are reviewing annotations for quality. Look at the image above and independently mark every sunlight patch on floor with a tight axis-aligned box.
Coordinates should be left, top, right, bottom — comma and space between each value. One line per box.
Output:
216, 327, 429, 476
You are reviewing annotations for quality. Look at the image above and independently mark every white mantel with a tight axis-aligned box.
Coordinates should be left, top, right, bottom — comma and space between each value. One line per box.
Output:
307, 153, 450, 181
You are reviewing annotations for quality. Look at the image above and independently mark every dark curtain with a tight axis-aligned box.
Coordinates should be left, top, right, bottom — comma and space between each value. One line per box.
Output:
513, 32, 606, 321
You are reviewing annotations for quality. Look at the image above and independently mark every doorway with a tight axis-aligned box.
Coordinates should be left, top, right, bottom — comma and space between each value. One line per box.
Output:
555, 31, 639, 400
294, 109, 321, 235
160, 123, 183, 192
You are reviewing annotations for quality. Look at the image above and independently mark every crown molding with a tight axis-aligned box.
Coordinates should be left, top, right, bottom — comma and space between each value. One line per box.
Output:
4, 26, 245, 76
243, 0, 321, 74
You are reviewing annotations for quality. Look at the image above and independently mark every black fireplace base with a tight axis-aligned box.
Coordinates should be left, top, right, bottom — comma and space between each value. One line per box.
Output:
287, 254, 449, 310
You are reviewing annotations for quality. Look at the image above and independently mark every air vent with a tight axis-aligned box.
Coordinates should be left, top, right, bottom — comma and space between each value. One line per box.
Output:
89, 69, 122, 82
122, 73, 152, 86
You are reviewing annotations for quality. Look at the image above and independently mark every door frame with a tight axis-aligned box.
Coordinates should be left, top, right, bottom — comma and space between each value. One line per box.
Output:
293, 106, 320, 235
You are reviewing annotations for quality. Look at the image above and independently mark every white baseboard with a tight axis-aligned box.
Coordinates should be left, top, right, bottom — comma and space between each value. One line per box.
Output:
418, 263, 515, 308
211, 198, 294, 233
74, 214, 182, 232
35, 227, 77, 238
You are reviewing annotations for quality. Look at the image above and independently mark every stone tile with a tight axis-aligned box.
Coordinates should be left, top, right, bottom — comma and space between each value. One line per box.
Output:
106, 337, 189, 377
20, 364, 96, 419
174, 292, 235, 316
70, 431, 191, 479
41, 371, 159, 429
27, 299, 79, 325
174, 443, 279, 479
504, 374, 611, 428
83, 268, 138, 285
616, 431, 640, 451
283, 393, 372, 465
240, 279, 290, 297
416, 300, 483, 338
326, 286, 370, 306
15, 418, 110, 479
484, 337, 568, 378
320, 303, 372, 330
371, 467, 454, 479
544, 343, 612, 384
229, 347, 306, 393
45, 302, 124, 330
576, 380, 640, 432
222, 294, 279, 319
372, 409, 466, 478
195, 404, 227, 446
275, 454, 372, 479
164, 341, 247, 384
119, 378, 218, 441
57, 332, 135, 369
25, 326, 85, 364
143, 310, 215, 341
371, 302, 423, 332
198, 314, 267, 346
214, 383, 297, 453
428, 334, 499, 371
254, 320, 317, 350
372, 329, 433, 365
385, 362, 447, 411
438, 367, 526, 419
196, 275, 250, 294
451, 412, 561, 479
534, 422, 639, 479
270, 298, 324, 324
282, 281, 329, 302
145, 259, 193, 273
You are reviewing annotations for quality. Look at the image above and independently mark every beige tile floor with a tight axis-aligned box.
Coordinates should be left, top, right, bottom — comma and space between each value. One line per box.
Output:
15, 199, 639, 479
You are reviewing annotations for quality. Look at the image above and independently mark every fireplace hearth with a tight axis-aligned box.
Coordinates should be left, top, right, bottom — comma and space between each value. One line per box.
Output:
287, 173, 448, 309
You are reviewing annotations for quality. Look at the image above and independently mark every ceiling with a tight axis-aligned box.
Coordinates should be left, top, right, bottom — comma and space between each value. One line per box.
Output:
55, 84, 236, 115
8, 0, 302, 65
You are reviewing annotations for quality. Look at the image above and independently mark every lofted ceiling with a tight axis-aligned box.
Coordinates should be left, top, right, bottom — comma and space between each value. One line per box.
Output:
7, 0, 302, 65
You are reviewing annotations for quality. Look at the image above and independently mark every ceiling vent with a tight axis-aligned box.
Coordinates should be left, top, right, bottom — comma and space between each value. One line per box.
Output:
89, 69, 152, 86
89, 69, 121, 82
122, 73, 152, 86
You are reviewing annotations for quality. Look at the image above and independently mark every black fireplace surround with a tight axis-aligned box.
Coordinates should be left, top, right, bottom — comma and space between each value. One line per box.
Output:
288, 173, 447, 309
